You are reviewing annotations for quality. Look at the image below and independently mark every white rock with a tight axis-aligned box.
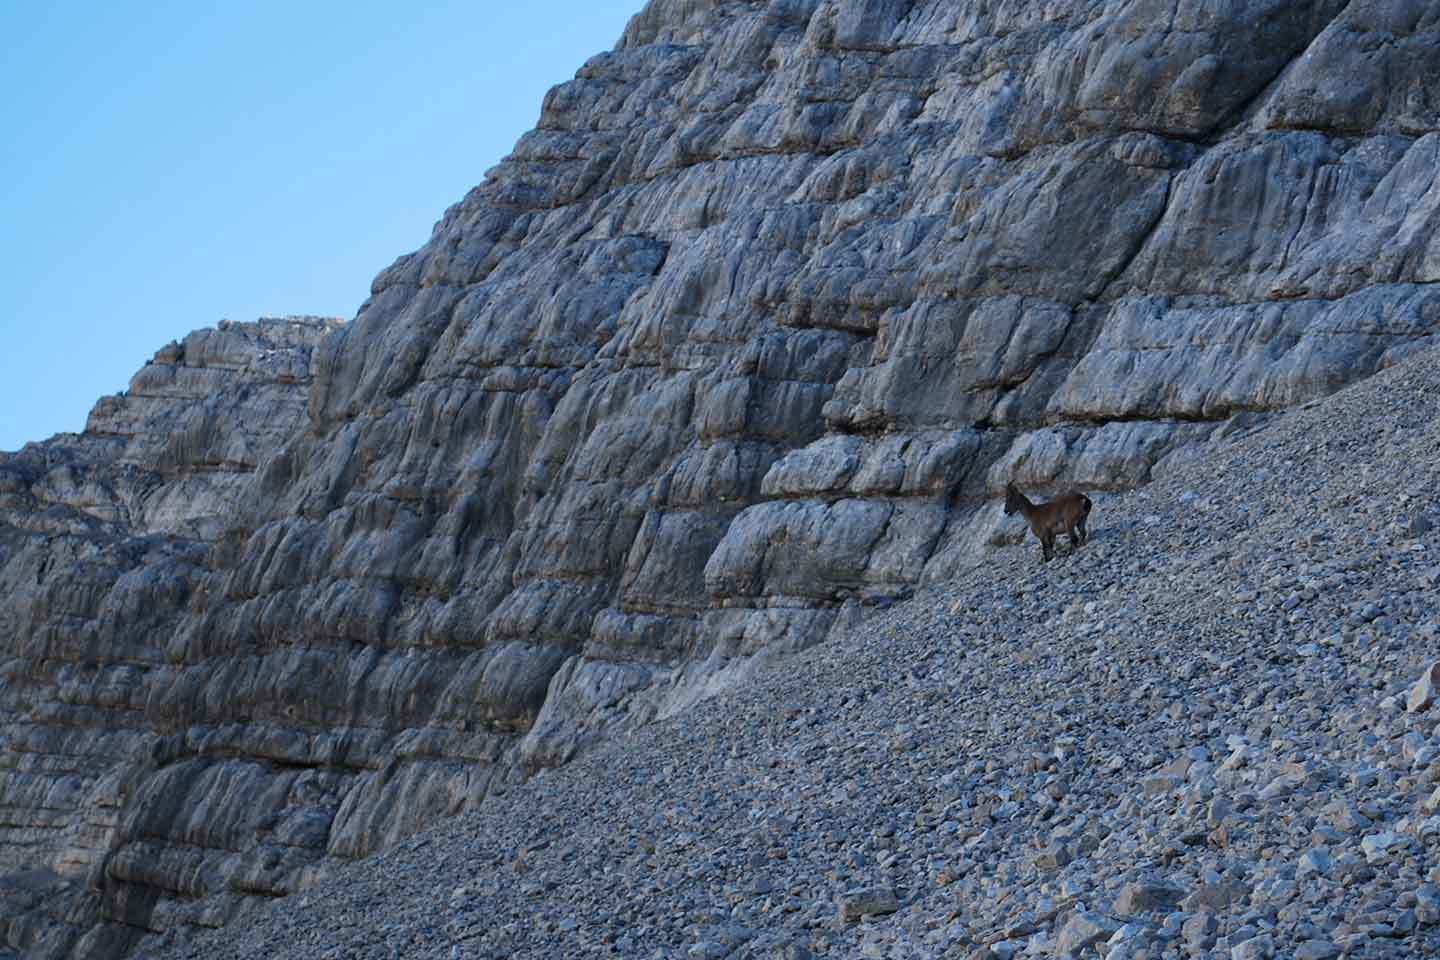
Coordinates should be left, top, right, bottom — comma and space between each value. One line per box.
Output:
1361, 832, 1403, 864
1409, 661, 1440, 713
1054, 910, 1120, 956
1231, 933, 1275, 960
1297, 847, 1332, 879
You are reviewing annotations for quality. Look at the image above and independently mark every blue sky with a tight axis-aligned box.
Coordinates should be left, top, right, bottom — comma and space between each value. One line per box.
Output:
0, 1, 641, 452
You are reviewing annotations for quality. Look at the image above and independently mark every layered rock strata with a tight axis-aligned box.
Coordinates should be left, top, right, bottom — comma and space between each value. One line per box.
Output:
0, 318, 341, 956
5, 0, 1440, 954
153, 343, 1440, 960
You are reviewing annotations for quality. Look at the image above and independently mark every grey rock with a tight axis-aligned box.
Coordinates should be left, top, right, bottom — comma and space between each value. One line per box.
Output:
1183, 911, 1220, 949
1054, 911, 1120, 956
7, 0, 1440, 956
1361, 831, 1404, 863
1230, 934, 1275, 960
0, 316, 343, 951
1417, 885, 1440, 924
1297, 847, 1334, 880
1034, 842, 1074, 873
1183, 882, 1249, 913
1327, 801, 1372, 834
1409, 661, 1440, 713
838, 887, 900, 922
1113, 881, 1184, 916
127, 333, 1440, 959
1258, 775, 1295, 801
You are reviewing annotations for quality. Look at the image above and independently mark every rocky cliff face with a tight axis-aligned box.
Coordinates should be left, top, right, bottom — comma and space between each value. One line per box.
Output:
153, 342, 1440, 960
0, 318, 341, 956
4, 0, 1440, 954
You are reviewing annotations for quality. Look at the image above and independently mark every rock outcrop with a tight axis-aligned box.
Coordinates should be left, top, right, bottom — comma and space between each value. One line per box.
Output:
0, 318, 341, 956
4, 0, 1440, 955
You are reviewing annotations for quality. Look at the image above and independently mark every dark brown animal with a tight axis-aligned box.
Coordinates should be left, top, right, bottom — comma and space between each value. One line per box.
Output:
1003, 482, 1092, 562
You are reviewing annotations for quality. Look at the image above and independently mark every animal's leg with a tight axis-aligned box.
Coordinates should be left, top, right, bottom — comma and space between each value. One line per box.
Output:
1041, 531, 1054, 562
1068, 523, 1081, 549
1077, 516, 1088, 546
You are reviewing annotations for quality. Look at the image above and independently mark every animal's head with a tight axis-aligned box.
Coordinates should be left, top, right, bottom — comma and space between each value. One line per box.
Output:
1003, 481, 1020, 516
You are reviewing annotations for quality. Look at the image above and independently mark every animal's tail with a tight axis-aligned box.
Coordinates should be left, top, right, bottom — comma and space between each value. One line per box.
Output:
1080, 494, 1092, 513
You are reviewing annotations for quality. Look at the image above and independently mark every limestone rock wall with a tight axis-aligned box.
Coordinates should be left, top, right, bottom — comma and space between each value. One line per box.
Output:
0, 318, 341, 956
5, 0, 1440, 955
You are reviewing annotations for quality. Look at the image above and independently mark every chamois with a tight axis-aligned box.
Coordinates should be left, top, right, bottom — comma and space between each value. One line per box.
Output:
1003, 481, 1092, 563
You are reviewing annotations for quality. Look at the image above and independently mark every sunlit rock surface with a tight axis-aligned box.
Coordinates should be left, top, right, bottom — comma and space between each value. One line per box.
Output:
4, 0, 1440, 954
